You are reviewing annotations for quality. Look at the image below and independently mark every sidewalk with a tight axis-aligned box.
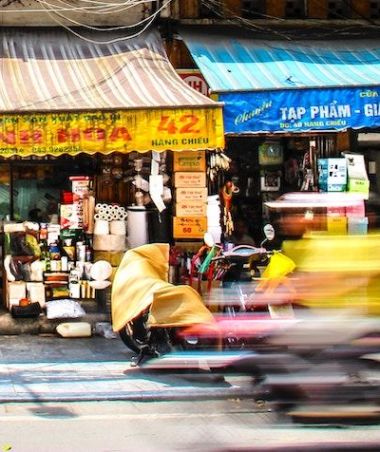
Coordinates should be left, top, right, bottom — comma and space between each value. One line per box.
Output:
0, 295, 111, 335
0, 335, 254, 403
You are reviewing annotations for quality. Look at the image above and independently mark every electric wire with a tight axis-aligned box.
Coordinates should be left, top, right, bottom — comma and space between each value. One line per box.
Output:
50, 0, 157, 13
0, 0, 156, 13
199, 0, 293, 40
41, 1, 163, 30
199, 0, 380, 40
45, 9, 156, 31
39, 0, 156, 15
39, 0, 173, 43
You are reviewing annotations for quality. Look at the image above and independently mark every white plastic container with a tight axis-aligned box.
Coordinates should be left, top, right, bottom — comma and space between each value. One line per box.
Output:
56, 322, 92, 338
126, 206, 148, 248
208, 226, 222, 244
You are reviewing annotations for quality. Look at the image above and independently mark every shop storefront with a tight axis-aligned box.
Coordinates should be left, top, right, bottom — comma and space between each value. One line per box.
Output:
179, 28, 380, 242
0, 27, 224, 318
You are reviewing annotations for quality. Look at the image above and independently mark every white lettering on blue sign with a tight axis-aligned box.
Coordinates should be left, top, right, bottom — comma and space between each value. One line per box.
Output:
221, 86, 380, 133
364, 104, 380, 116
310, 104, 351, 119
234, 101, 272, 125
280, 107, 306, 120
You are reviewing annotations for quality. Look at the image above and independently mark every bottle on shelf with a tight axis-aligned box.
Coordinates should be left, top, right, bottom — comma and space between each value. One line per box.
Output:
49, 241, 61, 271
39, 238, 50, 272
84, 235, 93, 262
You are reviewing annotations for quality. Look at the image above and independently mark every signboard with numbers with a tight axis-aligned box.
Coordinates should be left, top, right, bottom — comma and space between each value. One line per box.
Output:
173, 151, 206, 172
176, 187, 208, 202
176, 201, 207, 217
173, 216, 207, 239
174, 172, 206, 188
0, 108, 224, 157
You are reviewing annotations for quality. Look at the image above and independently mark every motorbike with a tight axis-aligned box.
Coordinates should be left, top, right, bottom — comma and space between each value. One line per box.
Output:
181, 224, 298, 350
111, 224, 298, 363
111, 237, 380, 422
111, 243, 218, 365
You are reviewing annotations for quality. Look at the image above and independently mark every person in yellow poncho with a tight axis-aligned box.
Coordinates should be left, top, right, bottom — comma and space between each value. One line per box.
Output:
111, 243, 216, 361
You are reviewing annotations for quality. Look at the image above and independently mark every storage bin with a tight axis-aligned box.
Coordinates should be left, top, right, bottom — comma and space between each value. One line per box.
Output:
348, 217, 368, 235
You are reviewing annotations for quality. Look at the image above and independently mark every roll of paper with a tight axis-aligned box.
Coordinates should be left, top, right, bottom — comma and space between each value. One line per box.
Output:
93, 234, 127, 251
110, 220, 126, 235
94, 219, 109, 235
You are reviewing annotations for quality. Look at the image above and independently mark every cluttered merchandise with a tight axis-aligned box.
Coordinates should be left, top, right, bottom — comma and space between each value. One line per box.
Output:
3, 176, 122, 326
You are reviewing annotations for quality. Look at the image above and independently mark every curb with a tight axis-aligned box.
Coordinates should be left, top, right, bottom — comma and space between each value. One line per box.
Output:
0, 386, 256, 403
0, 310, 110, 335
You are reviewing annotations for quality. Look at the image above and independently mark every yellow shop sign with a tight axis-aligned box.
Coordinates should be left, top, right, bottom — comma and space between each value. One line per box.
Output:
0, 108, 224, 157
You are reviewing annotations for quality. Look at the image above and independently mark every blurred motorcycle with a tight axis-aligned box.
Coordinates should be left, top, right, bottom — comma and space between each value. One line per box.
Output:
180, 225, 299, 350
111, 243, 218, 365
111, 224, 287, 362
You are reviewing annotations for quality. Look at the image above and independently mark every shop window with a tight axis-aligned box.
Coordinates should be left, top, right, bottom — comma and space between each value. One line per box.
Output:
370, 0, 380, 18
12, 165, 62, 222
285, 0, 306, 19
242, 0, 266, 19
5, 155, 97, 222
327, 0, 352, 19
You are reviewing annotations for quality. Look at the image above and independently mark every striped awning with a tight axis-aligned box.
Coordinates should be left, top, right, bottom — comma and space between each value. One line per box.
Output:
0, 27, 218, 111
180, 31, 380, 92
0, 28, 224, 156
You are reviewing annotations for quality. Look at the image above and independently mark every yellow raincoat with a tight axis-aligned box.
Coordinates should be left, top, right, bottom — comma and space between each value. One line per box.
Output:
111, 243, 215, 332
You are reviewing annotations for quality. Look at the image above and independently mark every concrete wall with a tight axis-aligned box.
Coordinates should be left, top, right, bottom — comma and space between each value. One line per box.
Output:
0, 0, 147, 26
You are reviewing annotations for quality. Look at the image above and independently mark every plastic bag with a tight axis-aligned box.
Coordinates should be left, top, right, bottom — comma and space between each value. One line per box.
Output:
94, 322, 118, 339
46, 299, 86, 319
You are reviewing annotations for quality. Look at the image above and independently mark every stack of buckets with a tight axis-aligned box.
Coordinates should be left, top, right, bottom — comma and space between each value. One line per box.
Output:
207, 195, 222, 243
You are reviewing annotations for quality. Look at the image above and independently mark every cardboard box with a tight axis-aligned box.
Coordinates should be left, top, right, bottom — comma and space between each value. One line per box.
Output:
348, 217, 368, 235
176, 187, 208, 202
176, 201, 207, 217
70, 176, 91, 197
173, 151, 206, 172
347, 179, 369, 200
174, 172, 206, 188
173, 216, 207, 239
327, 206, 346, 216
318, 158, 347, 185
26, 282, 46, 307
319, 183, 346, 192
8, 281, 26, 299
327, 215, 347, 234
7, 281, 26, 309
346, 200, 365, 217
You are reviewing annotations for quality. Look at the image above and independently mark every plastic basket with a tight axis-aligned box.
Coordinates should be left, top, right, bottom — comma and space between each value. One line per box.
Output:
261, 252, 296, 279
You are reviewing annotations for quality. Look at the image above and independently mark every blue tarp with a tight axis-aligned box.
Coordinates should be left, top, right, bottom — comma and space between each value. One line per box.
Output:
180, 30, 380, 133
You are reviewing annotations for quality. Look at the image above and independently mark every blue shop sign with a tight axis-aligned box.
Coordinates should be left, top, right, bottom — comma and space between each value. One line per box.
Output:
220, 86, 380, 133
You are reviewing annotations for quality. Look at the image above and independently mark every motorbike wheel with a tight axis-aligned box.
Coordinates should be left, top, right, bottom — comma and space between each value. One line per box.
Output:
119, 322, 145, 354
119, 312, 176, 358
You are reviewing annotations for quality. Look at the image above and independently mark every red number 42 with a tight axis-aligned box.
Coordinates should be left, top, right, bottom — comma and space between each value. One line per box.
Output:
158, 115, 200, 134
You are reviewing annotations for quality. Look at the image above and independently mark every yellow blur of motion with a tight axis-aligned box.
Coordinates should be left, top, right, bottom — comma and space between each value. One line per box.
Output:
282, 232, 380, 315
111, 243, 215, 332
255, 252, 297, 295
